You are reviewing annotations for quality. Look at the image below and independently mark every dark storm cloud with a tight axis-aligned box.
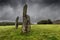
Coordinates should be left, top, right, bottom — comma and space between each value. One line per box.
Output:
0, 0, 60, 23
0, 0, 26, 7
30, 0, 60, 4
43, 0, 60, 5
27, 0, 60, 23
0, 0, 24, 22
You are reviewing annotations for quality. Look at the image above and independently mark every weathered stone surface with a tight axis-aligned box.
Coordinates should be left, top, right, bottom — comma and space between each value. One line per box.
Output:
26, 15, 31, 32
22, 4, 31, 33
15, 16, 19, 29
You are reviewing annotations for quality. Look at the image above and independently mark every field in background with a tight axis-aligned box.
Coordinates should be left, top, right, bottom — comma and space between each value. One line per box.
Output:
0, 25, 60, 40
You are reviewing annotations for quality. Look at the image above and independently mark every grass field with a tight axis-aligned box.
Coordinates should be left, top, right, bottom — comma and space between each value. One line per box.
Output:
0, 24, 60, 40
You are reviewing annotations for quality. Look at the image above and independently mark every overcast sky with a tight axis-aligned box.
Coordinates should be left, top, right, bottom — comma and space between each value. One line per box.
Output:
0, 0, 60, 23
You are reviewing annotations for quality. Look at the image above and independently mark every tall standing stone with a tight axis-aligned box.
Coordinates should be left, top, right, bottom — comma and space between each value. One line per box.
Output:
15, 16, 19, 29
26, 15, 31, 32
22, 4, 31, 33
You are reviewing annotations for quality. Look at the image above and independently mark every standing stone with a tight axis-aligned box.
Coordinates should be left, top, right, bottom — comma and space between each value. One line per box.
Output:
15, 16, 19, 29
26, 15, 31, 32
22, 4, 31, 33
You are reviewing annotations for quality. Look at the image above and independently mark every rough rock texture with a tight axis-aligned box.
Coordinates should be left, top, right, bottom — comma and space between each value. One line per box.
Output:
15, 16, 19, 29
22, 4, 31, 33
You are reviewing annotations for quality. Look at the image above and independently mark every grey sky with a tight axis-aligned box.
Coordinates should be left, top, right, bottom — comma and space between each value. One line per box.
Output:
0, 0, 60, 23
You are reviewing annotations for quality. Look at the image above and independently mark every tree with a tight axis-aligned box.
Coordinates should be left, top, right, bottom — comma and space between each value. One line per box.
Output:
47, 19, 53, 24
37, 19, 53, 24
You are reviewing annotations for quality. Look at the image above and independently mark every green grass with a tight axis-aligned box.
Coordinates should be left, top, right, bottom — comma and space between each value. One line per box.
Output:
0, 24, 60, 40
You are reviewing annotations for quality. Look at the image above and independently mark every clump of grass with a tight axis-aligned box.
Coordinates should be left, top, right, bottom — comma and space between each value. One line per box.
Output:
47, 36, 58, 40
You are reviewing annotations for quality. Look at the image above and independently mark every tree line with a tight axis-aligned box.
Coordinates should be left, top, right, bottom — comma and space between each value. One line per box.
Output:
0, 22, 22, 26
